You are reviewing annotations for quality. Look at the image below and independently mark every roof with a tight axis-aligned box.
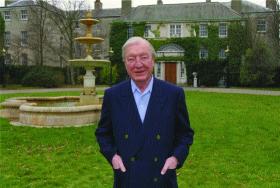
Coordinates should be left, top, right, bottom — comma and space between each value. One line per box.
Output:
94, 8, 121, 18
126, 2, 242, 22
222, 1, 273, 13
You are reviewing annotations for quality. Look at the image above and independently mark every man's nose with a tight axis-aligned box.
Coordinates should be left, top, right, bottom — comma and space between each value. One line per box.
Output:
134, 57, 143, 67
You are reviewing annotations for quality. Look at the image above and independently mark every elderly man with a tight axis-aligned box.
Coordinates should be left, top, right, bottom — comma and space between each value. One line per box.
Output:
95, 36, 194, 188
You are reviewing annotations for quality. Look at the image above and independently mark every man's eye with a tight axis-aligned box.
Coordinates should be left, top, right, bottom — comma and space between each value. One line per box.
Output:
141, 56, 148, 60
127, 58, 135, 63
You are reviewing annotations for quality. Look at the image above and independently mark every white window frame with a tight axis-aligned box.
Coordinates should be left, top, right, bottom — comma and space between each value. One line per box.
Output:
21, 31, 28, 46
199, 24, 208, 38
219, 49, 226, 59
199, 48, 208, 59
219, 23, 228, 38
156, 62, 161, 78
21, 53, 28, 65
21, 10, 28, 20
170, 24, 181, 38
4, 11, 11, 21
127, 24, 134, 38
180, 62, 185, 78
144, 25, 151, 38
257, 19, 266, 33
4, 31, 11, 46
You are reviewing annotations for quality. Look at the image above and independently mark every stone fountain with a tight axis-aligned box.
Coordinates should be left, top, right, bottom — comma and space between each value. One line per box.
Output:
69, 11, 110, 105
0, 12, 109, 127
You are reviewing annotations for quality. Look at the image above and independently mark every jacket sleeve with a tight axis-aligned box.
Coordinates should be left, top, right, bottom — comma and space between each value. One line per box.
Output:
172, 88, 194, 169
95, 89, 116, 165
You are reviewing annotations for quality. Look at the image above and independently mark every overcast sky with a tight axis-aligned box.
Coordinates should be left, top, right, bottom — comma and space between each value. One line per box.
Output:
0, 0, 267, 8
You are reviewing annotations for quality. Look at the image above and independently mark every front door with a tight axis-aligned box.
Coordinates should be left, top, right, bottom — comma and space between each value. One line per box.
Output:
165, 62, 177, 84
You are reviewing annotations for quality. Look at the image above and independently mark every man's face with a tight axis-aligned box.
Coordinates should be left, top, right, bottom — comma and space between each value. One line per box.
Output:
124, 41, 154, 85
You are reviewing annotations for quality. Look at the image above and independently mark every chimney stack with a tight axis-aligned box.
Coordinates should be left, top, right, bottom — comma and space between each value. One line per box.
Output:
122, 0, 132, 17
231, 0, 242, 13
157, 0, 163, 5
94, 0, 103, 11
266, 0, 277, 10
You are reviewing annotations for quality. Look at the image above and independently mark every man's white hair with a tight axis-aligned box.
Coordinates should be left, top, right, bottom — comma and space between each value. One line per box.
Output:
122, 36, 156, 61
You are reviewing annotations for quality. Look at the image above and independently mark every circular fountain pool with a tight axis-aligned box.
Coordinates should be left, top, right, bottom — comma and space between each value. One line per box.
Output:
0, 96, 102, 128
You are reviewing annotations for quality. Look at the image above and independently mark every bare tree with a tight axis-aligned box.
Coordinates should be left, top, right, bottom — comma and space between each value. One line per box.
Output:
38, 0, 87, 84
27, 0, 55, 66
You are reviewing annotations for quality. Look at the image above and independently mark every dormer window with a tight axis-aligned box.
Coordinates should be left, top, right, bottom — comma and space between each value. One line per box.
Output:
257, 19, 266, 32
219, 23, 228, 38
4, 11, 11, 21
144, 25, 151, 38
199, 24, 208, 38
21, 10, 28, 20
170, 24, 181, 38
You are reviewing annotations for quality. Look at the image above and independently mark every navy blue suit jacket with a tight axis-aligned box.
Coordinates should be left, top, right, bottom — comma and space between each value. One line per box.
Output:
95, 78, 194, 188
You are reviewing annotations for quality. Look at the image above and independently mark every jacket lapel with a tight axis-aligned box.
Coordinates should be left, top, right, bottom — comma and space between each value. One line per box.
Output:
142, 78, 167, 128
120, 80, 142, 129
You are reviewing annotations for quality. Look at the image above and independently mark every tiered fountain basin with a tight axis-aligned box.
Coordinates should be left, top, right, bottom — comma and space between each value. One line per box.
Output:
0, 96, 102, 128
69, 57, 110, 69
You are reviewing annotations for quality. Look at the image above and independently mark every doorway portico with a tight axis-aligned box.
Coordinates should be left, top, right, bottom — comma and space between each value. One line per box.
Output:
154, 44, 187, 85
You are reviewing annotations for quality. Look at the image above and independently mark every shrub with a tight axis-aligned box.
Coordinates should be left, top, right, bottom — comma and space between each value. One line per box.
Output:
186, 60, 227, 86
99, 63, 119, 85
240, 40, 275, 87
22, 66, 65, 88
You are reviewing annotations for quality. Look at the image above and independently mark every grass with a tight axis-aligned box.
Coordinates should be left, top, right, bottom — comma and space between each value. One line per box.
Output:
0, 91, 280, 187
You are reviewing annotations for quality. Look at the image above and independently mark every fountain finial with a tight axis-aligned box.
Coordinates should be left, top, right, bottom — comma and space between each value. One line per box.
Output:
86, 10, 92, 18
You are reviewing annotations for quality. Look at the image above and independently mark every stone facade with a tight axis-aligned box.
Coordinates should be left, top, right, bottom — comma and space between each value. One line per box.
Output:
0, 1, 62, 66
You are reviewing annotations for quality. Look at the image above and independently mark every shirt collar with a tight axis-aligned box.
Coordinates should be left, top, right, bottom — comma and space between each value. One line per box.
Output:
131, 76, 154, 95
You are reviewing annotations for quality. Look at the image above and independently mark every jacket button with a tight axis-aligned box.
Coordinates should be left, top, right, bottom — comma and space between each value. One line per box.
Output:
154, 157, 158, 162
130, 157, 135, 162
124, 134, 128, 139
153, 177, 158, 182
156, 134, 161, 140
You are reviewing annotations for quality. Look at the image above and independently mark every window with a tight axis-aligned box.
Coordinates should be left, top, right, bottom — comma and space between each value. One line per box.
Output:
127, 24, 134, 38
156, 62, 161, 78
199, 24, 208, 37
93, 24, 103, 36
5, 54, 12, 64
170, 24, 181, 37
21, 53, 28, 65
219, 23, 228, 38
144, 25, 151, 38
199, 48, 208, 59
21, 31, 28, 46
21, 10, 28, 20
4, 11, 11, 21
180, 62, 185, 78
257, 19, 266, 32
4, 31, 11, 46
219, 49, 226, 59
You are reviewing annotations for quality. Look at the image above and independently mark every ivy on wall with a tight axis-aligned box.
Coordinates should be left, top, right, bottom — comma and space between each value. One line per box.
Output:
110, 21, 128, 82
110, 21, 247, 85
109, 21, 145, 82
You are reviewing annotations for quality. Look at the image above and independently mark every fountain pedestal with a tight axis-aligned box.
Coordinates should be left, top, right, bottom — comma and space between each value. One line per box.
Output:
78, 69, 101, 105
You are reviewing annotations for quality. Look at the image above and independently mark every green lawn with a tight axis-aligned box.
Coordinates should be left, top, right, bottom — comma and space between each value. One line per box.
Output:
0, 91, 279, 187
